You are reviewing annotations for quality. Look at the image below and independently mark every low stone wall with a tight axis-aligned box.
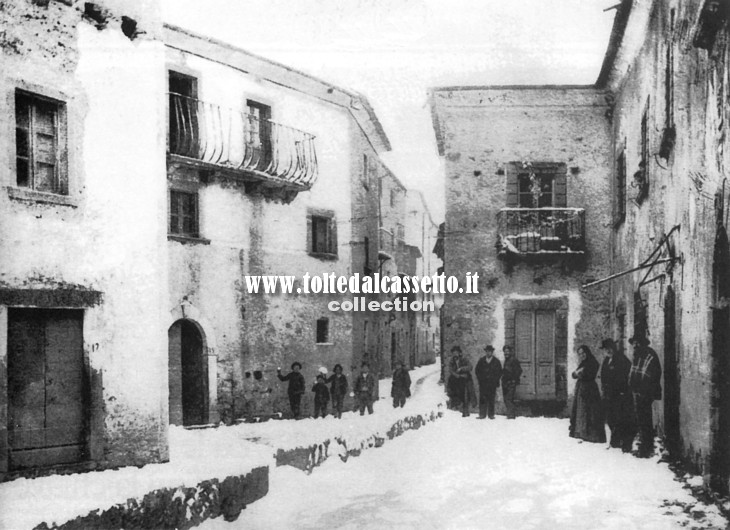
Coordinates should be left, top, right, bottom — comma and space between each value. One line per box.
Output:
276, 410, 443, 472
32, 466, 268, 530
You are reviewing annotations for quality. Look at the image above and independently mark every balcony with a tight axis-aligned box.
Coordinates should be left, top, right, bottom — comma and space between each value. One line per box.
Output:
168, 94, 318, 192
496, 208, 585, 257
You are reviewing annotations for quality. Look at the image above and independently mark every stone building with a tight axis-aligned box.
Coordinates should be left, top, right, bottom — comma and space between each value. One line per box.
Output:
596, 0, 730, 494
163, 25, 400, 422
0, 0, 169, 479
0, 0, 440, 480
430, 86, 613, 415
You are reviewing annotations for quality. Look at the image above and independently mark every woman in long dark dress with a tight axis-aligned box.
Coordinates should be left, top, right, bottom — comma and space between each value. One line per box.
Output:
569, 345, 606, 443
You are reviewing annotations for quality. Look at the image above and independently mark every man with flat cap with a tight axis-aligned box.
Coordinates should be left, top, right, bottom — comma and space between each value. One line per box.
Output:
475, 344, 502, 419
599, 338, 634, 452
628, 334, 662, 457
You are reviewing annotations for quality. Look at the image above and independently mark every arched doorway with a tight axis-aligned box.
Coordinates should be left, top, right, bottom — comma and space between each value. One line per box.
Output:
711, 225, 730, 493
168, 319, 209, 426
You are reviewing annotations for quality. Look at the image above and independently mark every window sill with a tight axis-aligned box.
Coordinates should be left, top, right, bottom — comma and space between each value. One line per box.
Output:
316, 342, 334, 346
7, 187, 78, 207
168, 234, 211, 245
309, 251, 338, 261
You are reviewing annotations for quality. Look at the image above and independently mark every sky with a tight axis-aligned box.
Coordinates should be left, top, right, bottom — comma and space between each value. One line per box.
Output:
161, 0, 617, 222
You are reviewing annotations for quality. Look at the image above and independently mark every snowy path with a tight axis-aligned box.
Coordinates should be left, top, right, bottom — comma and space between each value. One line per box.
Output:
203, 412, 727, 529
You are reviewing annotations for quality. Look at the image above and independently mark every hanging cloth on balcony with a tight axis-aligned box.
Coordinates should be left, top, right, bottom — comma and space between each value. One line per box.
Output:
582, 225, 681, 289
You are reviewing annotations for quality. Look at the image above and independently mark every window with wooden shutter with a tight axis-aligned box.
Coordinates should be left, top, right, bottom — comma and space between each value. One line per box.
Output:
15, 90, 67, 195
506, 162, 566, 207
307, 209, 338, 259
169, 190, 199, 238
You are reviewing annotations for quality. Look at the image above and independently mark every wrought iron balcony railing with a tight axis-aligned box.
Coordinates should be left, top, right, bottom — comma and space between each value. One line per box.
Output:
496, 208, 586, 255
168, 93, 318, 188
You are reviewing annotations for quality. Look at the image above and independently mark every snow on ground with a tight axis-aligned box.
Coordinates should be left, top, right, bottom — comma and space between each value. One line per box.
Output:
230, 364, 443, 452
203, 414, 728, 530
0, 364, 440, 529
0, 425, 274, 529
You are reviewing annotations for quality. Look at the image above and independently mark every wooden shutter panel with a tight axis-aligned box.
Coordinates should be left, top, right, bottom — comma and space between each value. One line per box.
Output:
505, 163, 519, 207
306, 213, 313, 252
330, 216, 338, 256
553, 165, 567, 207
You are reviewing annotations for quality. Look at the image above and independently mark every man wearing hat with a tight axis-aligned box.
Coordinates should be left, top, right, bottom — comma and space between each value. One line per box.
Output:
475, 345, 502, 419
628, 334, 662, 457
599, 338, 634, 452
277, 361, 306, 419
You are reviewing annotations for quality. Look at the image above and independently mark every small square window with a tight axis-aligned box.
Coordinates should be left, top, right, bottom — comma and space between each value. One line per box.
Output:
309, 212, 337, 257
15, 90, 66, 195
316, 318, 329, 344
169, 190, 199, 237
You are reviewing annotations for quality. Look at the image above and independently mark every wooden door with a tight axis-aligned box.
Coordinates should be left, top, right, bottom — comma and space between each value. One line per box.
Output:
8, 309, 86, 470
514, 309, 556, 399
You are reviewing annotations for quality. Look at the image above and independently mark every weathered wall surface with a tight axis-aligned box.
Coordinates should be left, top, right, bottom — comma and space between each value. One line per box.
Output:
606, 0, 730, 478
0, 0, 168, 475
165, 39, 357, 421
432, 87, 613, 406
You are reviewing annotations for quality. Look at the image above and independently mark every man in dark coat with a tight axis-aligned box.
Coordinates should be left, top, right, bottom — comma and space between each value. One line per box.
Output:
354, 361, 376, 415
311, 374, 330, 418
277, 361, 306, 419
447, 348, 463, 411
501, 345, 522, 419
599, 338, 634, 452
450, 347, 474, 417
475, 344, 502, 419
628, 335, 662, 457
326, 364, 348, 419
391, 361, 412, 408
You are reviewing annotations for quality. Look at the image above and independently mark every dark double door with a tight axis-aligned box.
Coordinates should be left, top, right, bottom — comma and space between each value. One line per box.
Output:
7, 308, 86, 470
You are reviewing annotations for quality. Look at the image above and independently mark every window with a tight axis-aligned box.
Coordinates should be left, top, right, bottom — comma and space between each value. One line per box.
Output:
308, 210, 338, 257
364, 236, 372, 276
362, 154, 369, 190
168, 71, 198, 158
169, 190, 199, 237
246, 100, 272, 171
505, 162, 567, 208
316, 318, 329, 343
15, 90, 66, 194
633, 98, 650, 204
614, 144, 627, 227
660, 11, 676, 161
390, 189, 396, 207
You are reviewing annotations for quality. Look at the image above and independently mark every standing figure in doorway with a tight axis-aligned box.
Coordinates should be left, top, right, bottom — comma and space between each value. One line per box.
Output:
599, 338, 634, 451
450, 347, 475, 417
475, 344, 502, 419
501, 345, 522, 419
391, 361, 412, 408
354, 361, 376, 415
277, 362, 306, 419
628, 335, 662, 457
327, 363, 348, 419
569, 345, 606, 443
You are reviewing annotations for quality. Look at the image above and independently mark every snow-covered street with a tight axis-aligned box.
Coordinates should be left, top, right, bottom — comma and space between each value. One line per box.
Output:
204, 411, 727, 530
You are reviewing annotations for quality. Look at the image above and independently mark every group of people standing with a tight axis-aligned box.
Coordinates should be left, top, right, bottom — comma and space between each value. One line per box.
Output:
276, 359, 412, 419
447, 335, 662, 458
447, 344, 522, 419
569, 335, 662, 458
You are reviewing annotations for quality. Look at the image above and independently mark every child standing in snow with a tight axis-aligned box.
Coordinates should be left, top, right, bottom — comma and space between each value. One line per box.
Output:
312, 374, 330, 418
